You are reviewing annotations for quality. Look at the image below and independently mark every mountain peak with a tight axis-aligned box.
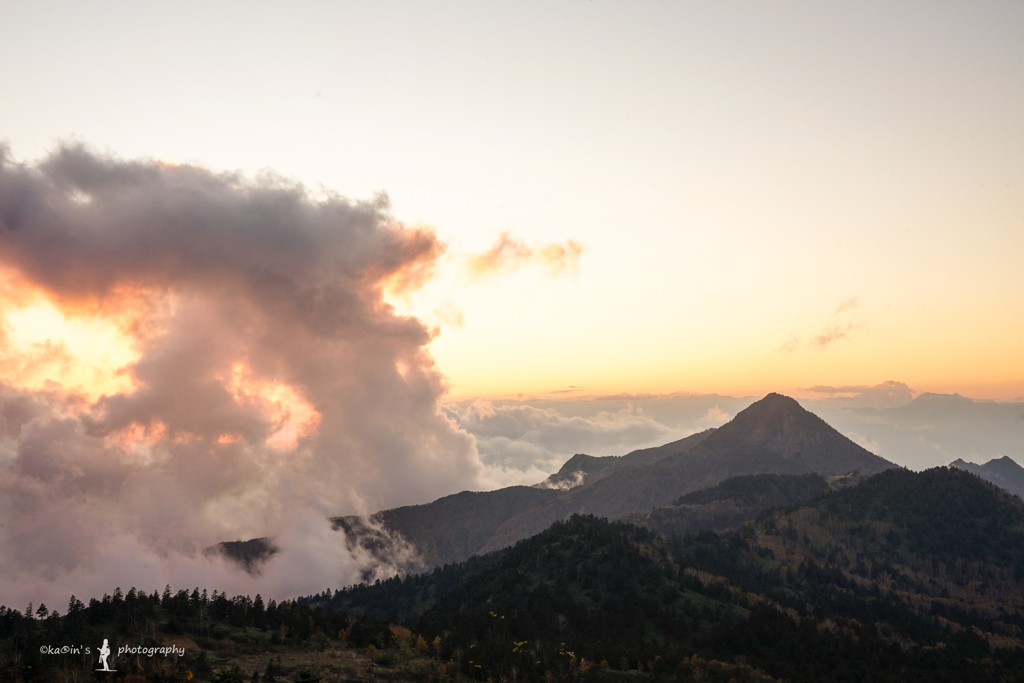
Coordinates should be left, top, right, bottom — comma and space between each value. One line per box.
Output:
740, 392, 803, 414
711, 392, 824, 442
688, 392, 893, 476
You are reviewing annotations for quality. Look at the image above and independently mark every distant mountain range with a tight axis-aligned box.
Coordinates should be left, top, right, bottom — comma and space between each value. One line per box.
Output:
330, 393, 895, 568
814, 391, 1024, 470
950, 455, 1024, 498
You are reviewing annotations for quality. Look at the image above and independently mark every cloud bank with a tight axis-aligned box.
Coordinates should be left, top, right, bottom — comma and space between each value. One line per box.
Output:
443, 395, 747, 488
804, 380, 915, 410
0, 145, 483, 605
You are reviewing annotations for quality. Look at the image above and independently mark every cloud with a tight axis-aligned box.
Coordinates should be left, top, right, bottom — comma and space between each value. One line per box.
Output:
465, 232, 532, 276
538, 241, 583, 276
803, 381, 916, 410
443, 400, 697, 488
812, 322, 854, 348
813, 297, 862, 348
464, 232, 582, 279
431, 302, 465, 328
437, 394, 754, 490
780, 297, 862, 352
0, 144, 486, 604
777, 333, 802, 353
835, 297, 858, 314
534, 469, 587, 491
697, 406, 732, 426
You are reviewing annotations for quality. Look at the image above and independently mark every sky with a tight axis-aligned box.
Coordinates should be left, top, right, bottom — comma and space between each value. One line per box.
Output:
3, 1, 1023, 400
0, 1, 1022, 606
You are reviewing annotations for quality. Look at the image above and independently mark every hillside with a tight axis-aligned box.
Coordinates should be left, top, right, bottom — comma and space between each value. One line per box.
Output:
6, 467, 1024, 683
317, 466, 1024, 682
950, 456, 1024, 498
618, 472, 834, 537
331, 486, 560, 569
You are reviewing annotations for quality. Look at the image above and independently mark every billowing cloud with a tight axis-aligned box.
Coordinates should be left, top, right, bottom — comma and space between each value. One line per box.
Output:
465, 232, 582, 278
0, 144, 485, 605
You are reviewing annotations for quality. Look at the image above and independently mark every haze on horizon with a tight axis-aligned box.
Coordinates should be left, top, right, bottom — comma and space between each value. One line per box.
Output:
0, 2, 1022, 607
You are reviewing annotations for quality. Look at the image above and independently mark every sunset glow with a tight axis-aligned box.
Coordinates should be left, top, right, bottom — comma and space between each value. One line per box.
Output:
0, 288, 139, 400
225, 362, 321, 450
103, 421, 167, 464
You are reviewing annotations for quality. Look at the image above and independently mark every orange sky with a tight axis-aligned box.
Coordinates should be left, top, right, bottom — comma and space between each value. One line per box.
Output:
2, 3, 1023, 403
3, 225, 1023, 406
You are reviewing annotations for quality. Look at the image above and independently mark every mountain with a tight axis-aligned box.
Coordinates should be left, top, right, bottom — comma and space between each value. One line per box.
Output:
535, 429, 714, 489
325, 393, 893, 569
205, 537, 278, 573
211, 394, 892, 571
332, 486, 559, 569
332, 430, 713, 567
875, 392, 1018, 428
950, 455, 1024, 498
316, 466, 1024, 683
475, 393, 894, 553
814, 392, 1024, 470
679, 392, 895, 480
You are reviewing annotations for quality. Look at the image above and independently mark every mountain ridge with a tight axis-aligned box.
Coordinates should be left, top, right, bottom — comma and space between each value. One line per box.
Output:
219, 393, 897, 571
950, 455, 1024, 498
476, 393, 893, 553
333, 393, 893, 565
